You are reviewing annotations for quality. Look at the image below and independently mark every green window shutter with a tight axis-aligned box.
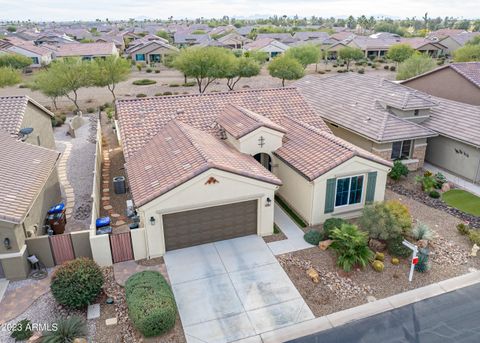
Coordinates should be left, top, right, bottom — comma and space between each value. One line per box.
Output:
366, 172, 377, 204
324, 178, 336, 213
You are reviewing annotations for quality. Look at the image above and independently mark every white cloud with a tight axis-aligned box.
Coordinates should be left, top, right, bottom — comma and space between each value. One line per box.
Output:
0, 0, 478, 21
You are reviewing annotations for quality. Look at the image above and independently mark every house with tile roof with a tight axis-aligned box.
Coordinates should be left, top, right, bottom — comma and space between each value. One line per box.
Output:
1, 39, 54, 67
126, 39, 178, 64
244, 38, 290, 60
402, 62, 480, 106
53, 42, 118, 60
0, 129, 61, 280
294, 74, 438, 171
431, 31, 480, 55
115, 89, 391, 257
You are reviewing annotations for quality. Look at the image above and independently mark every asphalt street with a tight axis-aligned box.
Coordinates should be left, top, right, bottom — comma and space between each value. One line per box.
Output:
289, 283, 480, 343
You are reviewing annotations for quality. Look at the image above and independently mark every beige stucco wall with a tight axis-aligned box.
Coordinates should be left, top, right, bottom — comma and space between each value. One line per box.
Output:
312, 156, 390, 224
438, 37, 461, 55
326, 123, 374, 151
227, 127, 284, 156
89, 230, 113, 267
25, 235, 55, 267
138, 168, 278, 257
426, 135, 480, 183
272, 157, 314, 222
0, 245, 30, 280
21, 102, 56, 149
0, 221, 23, 254
403, 68, 480, 106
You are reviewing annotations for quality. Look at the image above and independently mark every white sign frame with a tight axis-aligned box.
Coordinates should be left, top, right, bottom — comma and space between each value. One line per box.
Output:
402, 240, 418, 282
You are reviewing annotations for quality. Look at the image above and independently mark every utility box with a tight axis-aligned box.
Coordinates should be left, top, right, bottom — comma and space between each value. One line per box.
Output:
113, 176, 126, 194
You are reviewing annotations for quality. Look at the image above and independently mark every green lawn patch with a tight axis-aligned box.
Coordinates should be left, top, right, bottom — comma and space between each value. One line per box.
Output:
442, 189, 480, 217
275, 195, 308, 228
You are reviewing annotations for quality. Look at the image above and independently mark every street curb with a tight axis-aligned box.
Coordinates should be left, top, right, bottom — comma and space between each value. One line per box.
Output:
259, 270, 480, 343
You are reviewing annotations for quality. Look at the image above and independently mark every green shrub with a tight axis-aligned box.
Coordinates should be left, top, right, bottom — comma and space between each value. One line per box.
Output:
434, 172, 447, 186
146, 68, 153, 73
182, 81, 196, 87
317, 70, 325, 74
163, 91, 173, 96
390, 66, 396, 71
11, 319, 33, 341
126, 271, 177, 337
415, 248, 430, 273
374, 252, 385, 261
457, 223, 471, 235
50, 258, 104, 309
155, 69, 160, 73
387, 237, 411, 258
357, 68, 365, 74
412, 223, 434, 241
323, 218, 347, 239
359, 201, 411, 240
391, 257, 400, 265
132, 79, 156, 85
303, 229, 323, 245
136, 93, 147, 98
429, 190, 440, 198
155, 93, 163, 96
415, 174, 437, 193
42, 316, 87, 343
384, 65, 389, 70
273, 224, 281, 234
86, 107, 95, 113
468, 230, 480, 246
330, 224, 373, 272
169, 83, 180, 87
389, 160, 409, 180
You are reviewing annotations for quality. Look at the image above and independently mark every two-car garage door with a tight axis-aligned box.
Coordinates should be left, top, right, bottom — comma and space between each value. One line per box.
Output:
163, 200, 258, 251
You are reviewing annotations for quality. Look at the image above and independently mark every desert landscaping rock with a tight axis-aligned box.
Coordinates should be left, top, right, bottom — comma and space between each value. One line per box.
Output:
87, 304, 101, 320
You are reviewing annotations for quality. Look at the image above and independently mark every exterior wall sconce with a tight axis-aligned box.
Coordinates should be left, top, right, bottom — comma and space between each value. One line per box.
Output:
265, 197, 272, 207
149, 216, 156, 226
4, 237, 11, 250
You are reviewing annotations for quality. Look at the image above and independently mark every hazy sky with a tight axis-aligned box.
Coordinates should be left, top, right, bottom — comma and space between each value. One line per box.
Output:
1, 0, 479, 21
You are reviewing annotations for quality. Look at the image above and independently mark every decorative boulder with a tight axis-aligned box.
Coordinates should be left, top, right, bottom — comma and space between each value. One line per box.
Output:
372, 260, 385, 272
319, 239, 333, 251
391, 257, 400, 265
306, 268, 320, 283
369, 239, 386, 252
441, 182, 451, 193
471, 244, 480, 257
374, 252, 385, 261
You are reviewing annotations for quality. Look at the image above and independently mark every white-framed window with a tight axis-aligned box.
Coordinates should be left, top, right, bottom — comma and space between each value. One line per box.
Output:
391, 140, 412, 160
335, 175, 364, 207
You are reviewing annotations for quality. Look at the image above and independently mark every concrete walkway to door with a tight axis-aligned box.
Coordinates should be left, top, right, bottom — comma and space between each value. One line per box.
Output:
164, 235, 314, 343
268, 203, 314, 255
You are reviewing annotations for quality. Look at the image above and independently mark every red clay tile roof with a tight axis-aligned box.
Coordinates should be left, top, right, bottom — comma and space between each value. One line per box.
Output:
274, 117, 392, 181
217, 104, 287, 139
0, 130, 60, 224
116, 88, 330, 159
125, 120, 281, 207
0, 95, 54, 135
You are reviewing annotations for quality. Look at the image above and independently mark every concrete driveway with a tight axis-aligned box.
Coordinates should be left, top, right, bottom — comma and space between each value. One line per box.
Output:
164, 235, 314, 343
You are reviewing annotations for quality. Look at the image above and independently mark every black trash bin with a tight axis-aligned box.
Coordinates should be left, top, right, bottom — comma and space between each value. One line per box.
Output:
113, 176, 126, 194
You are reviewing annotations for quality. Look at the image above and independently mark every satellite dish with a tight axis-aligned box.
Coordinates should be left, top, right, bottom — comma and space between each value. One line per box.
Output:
18, 127, 34, 142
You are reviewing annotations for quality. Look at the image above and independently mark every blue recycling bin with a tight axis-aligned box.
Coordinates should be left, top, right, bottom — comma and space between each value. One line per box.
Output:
48, 203, 65, 214
96, 217, 111, 228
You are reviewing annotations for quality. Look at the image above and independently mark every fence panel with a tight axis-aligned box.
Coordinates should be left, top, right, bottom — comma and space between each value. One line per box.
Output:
50, 234, 75, 265
110, 232, 134, 263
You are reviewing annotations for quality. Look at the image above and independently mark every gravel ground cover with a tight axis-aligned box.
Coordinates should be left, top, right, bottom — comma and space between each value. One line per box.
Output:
0, 64, 396, 112
279, 189, 480, 318
54, 114, 97, 231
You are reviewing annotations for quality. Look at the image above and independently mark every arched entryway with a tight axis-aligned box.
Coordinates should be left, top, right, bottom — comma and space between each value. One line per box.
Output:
254, 153, 272, 171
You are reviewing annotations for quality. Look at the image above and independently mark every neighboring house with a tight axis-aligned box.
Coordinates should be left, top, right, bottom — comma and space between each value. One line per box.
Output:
54, 42, 118, 60
244, 38, 290, 59
402, 62, 480, 105
293, 31, 330, 43
294, 74, 438, 171
126, 40, 178, 63
256, 33, 298, 44
217, 32, 252, 49
35, 33, 76, 45
173, 33, 211, 47
115, 89, 391, 257
0, 130, 61, 280
0, 95, 56, 150
0, 39, 53, 67
431, 31, 480, 55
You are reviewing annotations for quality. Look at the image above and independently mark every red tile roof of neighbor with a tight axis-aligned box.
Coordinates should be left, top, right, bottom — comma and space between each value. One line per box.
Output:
402, 62, 480, 89
125, 120, 282, 207
217, 104, 287, 139
0, 130, 60, 224
54, 42, 116, 57
0, 96, 54, 135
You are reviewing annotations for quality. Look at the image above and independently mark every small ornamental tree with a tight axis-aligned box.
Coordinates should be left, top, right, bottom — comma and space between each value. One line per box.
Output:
92, 56, 131, 100
359, 202, 407, 241
50, 258, 104, 309
386, 43, 415, 65
338, 47, 364, 71
225, 57, 260, 90
285, 44, 321, 69
0, 67, 21, 88
396, 53, 436, 80
453, 45, 480, 62
0, 53, 33, 69
267, 55, 304, 87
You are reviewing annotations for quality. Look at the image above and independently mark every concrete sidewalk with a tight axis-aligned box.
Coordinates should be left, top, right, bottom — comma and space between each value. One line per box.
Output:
268, 203, 313, 255
254, 270, 480, 343
424, 162, 480, 197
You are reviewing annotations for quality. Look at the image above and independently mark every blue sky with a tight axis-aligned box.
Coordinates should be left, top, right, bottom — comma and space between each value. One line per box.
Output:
1, 0, 478, 21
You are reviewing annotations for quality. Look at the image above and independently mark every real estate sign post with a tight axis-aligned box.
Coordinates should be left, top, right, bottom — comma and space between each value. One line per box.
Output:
402, 240, 418, 282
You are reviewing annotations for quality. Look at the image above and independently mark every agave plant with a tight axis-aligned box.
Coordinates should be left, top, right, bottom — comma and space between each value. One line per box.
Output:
330, 224, 374, 272
42, 316, 87, 343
